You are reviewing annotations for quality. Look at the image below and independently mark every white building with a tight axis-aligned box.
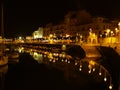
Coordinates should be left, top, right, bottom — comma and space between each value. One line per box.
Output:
33, 27, 43, 39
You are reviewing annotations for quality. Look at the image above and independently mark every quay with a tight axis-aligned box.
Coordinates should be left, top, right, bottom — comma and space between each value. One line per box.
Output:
4, 41, 120, 57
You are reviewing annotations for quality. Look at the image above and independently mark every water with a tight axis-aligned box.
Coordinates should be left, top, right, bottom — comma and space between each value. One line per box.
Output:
0, 48, 119, 90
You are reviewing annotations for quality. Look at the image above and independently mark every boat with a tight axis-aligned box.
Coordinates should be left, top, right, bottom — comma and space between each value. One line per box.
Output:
8, 52, 19, 59
7, 50, 19, 60
0, 4, 8, 66
0, 64, 8, 75
4, 46, 19, 63
0, 54, 8, 66
4, 42, 19, 62
5, 44, 19, 62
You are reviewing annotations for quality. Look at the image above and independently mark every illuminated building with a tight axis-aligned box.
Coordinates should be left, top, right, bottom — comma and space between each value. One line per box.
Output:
42, 10, 120, 44
32, 27, 43, 39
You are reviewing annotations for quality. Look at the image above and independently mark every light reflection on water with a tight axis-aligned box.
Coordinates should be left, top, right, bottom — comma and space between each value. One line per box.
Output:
19, 47, 114, 90
1, 46, 119, 90
0, 65, 8, 90
0, 45, 119, 90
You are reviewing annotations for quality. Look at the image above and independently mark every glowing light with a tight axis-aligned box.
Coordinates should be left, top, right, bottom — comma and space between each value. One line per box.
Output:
65, 59, 67, 62
53, 60, 55, 63
89, 60, 95, 65
109, 85, 113, 90
62, 54, 66, 58
48, 53, 53, 59
68, 61, 70, 63
79, 68, 82, 71
18, 36, 22, 39
53, 53, 58, 57
49, 59, 52, 62
88, 70, 91, 74
65, 34, 70, 37
44, 51, 48, 55
115, 28, 118, 30
104, 77, 107, 82
59, 53, 62, 57
109, 77, 113, 90
99, 72, 102, 76
61, 45, 66, 51
118, 22, 120, 26
111, 31, 113, 34
92, 68, 95, 71
18, 47, 24, 53
75, 62, 77, 65
44, 55, 46, 57
99, 66, 102, 76
104, 72, 107, 82
106, 29, 110, 33
89, 28, 92, 32
80, 61, 82, 67
80, 65, 82, 68
88, 65, 91, 69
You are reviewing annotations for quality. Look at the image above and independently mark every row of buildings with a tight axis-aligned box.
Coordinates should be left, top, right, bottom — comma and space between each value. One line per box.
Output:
28, 10, 120, 44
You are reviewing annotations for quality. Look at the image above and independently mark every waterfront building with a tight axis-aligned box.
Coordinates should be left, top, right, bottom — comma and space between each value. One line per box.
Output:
29, 10, 120, 44
42, 10, 120, 44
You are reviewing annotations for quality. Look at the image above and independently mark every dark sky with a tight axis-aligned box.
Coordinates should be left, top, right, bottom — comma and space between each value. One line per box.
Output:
1, 0, 120, 38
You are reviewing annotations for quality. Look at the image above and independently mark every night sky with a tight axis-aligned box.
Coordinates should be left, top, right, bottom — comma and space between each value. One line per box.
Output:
0, 0, 120, 38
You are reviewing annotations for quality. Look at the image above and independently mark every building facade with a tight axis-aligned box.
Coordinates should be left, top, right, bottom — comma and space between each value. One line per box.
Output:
29, 10, 120, 44
42, 10, 120, 43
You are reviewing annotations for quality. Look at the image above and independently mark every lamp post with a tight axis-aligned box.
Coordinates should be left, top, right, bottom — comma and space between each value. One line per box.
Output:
115, 28, 118, 36
106, 29, 111, 44
106, 29, 110, 37
110, 31, 114, 44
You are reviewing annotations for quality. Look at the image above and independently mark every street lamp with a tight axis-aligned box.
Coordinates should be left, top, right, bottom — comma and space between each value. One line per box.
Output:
115, 28, 118, 36
106, 29, 110, 37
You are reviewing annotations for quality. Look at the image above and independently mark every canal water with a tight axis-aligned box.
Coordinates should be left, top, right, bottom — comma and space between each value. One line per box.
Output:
0, 47, 119, 90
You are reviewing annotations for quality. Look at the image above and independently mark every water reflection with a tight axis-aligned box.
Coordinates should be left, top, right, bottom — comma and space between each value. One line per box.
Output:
32, 52, 43, 64
19, 47, 113, 90
0, 65, 8, 90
